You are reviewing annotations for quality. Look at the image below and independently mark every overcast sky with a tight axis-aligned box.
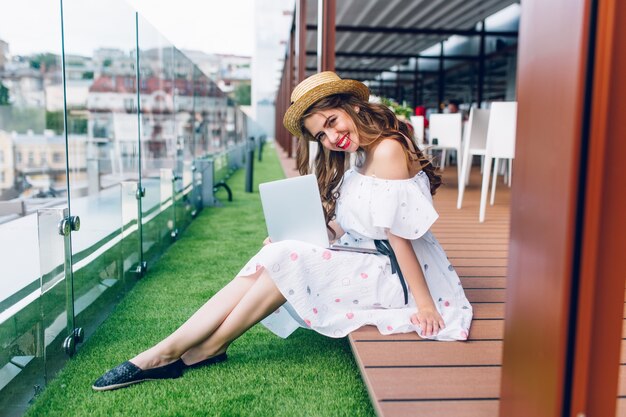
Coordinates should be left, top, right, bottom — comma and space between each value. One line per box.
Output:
0, 0, 255, 57
127, 0, 255, 56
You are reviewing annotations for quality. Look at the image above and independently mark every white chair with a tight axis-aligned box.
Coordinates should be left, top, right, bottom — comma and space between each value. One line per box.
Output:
428, 113, 463, 187
479, 102, 517, 222
409, 115, 425, 150
457, 108, 490, 209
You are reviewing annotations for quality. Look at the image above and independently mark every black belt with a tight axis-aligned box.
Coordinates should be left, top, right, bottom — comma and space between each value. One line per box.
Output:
374, 239, 409, 305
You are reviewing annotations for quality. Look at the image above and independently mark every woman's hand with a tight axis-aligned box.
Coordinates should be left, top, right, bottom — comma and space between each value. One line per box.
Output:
263, 237, 272, 246
411, 307, 445, 337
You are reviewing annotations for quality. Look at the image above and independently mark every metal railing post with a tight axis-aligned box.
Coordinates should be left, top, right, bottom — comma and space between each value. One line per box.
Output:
245, 137, 255, 193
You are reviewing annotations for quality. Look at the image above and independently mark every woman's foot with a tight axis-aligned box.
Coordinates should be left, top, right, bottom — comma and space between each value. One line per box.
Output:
92, 359, 185, 391
183, 352, 228, 370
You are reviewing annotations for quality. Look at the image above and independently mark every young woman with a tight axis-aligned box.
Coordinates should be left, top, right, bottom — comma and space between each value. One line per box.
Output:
93, 71, 472, 391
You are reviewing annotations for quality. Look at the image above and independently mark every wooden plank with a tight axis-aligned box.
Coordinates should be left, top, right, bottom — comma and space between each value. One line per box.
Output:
367, 367, 501, 400
433, 220, 510, 224
466, 289, 506, 303
617, 397, 626, 417
450, 258, 508, 267
473, 303, 505, 319
446, 250, 509, 258
379, 400, 499, 417
619, 337, 626, 362
461, 277, 506, 289
437, 234, 509, 240
617, 365, 626, 396
456, 267, 507, 277
436, 229, 509, 233
441, 244, 510, 251
354, 340, 502, 366
351, 320, 504, 342
435, 227, 509, 231
437, 238, 509, 244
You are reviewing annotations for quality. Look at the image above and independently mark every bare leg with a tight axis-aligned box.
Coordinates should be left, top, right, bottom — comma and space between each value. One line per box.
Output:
181, 269, 286, 365
130, 268, 266, 369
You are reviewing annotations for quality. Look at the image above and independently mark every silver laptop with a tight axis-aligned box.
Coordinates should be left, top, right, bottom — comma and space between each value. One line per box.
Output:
259, 174, 378, 253
259, 175, 330, 247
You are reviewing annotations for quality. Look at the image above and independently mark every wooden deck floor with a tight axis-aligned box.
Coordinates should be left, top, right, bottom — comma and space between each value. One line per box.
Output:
349, 167, 511, 417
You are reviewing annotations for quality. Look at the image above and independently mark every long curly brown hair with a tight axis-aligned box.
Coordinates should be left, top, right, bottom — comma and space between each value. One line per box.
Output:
295, 94, 441, 236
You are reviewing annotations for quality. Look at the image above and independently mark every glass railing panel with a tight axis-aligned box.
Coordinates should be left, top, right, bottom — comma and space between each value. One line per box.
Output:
158, 168, 176, 241
173, 49, 195, 161
121, 181, 141, 282
60, 0, 138, 351
207, 83, 228, 155
0, 1, 254, 412
0, 0, 65, 410
192, 66, 210, 157
137, 16, 180, 255
139, 173, 166, 265
172, 50, 195, 232
37, 207, 69, 389
0, 211, 47, 413
176, 160, 193, 229
225, 102, 237, 149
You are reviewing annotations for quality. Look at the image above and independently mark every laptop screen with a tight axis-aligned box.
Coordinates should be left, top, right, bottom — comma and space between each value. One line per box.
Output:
259, 175, 330, 248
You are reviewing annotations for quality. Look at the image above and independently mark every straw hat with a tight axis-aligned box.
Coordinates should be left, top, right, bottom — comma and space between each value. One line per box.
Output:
283, 71, 369, 137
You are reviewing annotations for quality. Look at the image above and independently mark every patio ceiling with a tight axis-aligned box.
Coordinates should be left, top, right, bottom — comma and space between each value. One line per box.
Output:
304, 0, 519, 81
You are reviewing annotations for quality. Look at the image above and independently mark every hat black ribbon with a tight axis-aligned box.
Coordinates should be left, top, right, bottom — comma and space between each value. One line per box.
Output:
374, 239, 409, 305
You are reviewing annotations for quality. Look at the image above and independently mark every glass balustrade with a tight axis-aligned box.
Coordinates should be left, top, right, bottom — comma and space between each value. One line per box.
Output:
0, 1, 254, 413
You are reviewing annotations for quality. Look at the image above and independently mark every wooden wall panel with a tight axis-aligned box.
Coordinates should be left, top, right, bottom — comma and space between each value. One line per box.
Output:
499, 0, 592, 416
570, 0, 626, 415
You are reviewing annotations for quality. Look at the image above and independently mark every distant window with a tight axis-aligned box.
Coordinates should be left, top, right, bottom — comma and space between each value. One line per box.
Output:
0, 150, 3, 163
0, 172, 4, 182
16, 152, 22, 163
28, 152, 34, 165
53, 152, 62, 163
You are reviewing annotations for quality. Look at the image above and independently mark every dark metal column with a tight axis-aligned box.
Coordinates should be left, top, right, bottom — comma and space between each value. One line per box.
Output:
317, 0, 336, 72
419, 75, 424, 105
478, 20, 486, 107
395, 70, 401, 102
438, 42, 445, 111
287, 29, 295, 157
412, 58, 419, 109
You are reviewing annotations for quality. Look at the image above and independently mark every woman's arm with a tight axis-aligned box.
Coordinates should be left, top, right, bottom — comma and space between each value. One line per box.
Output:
369, 138, 444, 336
388, 233, 444, 336
328, 220, 345, 243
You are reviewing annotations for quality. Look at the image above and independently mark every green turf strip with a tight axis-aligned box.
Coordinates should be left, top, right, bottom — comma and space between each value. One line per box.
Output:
25, 144, 375, 417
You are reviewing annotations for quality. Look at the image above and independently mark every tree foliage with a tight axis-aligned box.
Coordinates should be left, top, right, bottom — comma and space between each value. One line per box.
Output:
29, 53, 59, 70
233, 83, 251, 106
0, 82, 9, 105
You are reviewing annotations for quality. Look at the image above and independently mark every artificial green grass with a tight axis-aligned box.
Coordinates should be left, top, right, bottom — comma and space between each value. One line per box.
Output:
25, 144, 375, 417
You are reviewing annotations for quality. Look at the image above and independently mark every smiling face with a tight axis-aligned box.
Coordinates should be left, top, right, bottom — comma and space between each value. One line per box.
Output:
303, 108, 360, 153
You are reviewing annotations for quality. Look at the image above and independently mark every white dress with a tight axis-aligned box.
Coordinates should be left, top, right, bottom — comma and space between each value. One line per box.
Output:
237, 168, 472, 341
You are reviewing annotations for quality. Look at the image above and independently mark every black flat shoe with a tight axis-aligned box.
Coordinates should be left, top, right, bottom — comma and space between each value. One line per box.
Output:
185, 352, 228, 370
92, 359, 184, 391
